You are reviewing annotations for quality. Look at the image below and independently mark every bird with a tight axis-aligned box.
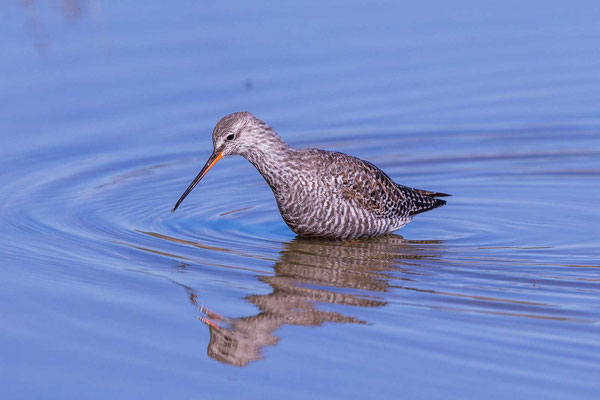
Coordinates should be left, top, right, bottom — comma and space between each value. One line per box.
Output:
171, 112, 450, 239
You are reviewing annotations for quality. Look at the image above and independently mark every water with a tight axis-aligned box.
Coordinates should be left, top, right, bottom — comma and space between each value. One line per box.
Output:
1, 1, 599, 399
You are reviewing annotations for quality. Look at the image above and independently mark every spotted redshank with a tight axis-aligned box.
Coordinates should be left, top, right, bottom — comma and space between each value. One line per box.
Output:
172, 112, 449, 239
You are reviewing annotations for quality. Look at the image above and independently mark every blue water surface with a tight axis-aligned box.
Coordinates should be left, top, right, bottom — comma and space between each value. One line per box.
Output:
1, 1, 599, 399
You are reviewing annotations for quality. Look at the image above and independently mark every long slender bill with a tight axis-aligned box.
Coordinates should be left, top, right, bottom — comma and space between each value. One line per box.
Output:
171, 151, 224, 212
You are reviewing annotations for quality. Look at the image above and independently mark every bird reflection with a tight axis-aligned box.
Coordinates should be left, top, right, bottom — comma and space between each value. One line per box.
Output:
183, 235, 442, 367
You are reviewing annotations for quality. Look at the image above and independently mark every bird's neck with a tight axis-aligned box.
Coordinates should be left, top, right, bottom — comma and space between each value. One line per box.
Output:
243, 138, 295, 191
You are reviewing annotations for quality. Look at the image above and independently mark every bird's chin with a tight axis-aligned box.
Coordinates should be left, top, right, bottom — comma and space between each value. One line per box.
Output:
216, 149, 234, 157
226, 149, 244, 157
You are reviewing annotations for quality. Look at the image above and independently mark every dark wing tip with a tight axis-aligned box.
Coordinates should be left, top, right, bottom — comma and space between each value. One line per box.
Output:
413, 188, 451, 198
409, 197, 447, 216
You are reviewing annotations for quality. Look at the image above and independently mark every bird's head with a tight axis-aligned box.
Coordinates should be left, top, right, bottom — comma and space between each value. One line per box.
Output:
210, 111, 264, 157
171, 111, 272, 212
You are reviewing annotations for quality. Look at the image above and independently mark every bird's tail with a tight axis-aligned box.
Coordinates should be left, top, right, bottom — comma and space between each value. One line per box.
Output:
408, 188, 451, 216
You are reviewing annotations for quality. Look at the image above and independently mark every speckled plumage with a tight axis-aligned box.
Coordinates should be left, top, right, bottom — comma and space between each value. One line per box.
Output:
172, 111, 450, 239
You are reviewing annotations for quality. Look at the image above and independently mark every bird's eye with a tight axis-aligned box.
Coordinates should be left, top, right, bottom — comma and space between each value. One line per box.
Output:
226, 134, 235, 141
